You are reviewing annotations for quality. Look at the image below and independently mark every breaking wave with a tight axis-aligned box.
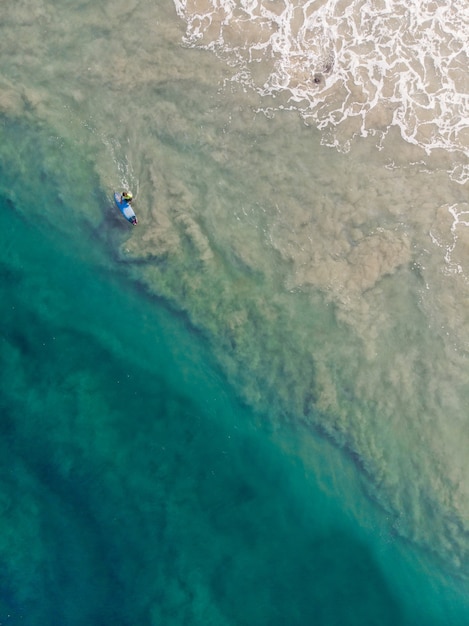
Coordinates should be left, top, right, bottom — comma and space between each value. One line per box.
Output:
174, 0, 469, 174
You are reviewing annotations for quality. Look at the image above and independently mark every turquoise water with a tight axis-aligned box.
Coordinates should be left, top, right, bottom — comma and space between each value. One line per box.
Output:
1, 120, 469, 625
2, 0, 469, 622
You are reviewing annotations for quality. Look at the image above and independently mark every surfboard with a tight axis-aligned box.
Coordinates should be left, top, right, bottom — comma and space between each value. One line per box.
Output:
114, 192, 138, 225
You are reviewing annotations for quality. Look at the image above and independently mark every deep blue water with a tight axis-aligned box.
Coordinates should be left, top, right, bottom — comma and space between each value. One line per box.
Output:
1, 119, 469, 625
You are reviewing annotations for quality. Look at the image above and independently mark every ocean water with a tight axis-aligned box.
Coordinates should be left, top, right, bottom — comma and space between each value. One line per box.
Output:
1, 0, 469, 624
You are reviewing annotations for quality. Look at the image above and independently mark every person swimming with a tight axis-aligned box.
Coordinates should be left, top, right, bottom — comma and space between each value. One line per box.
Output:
115, 191, 138, 225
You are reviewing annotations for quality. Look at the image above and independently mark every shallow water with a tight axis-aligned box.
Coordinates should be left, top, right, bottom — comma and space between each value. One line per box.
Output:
1, 157, 469, 625
1, 0, 469, 623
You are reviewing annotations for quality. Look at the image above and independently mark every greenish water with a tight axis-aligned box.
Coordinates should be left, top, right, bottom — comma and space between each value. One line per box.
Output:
1, 120, 469, 625
0, 173, 397, 625
2, 0, 469, 621
3, 0, 469, 577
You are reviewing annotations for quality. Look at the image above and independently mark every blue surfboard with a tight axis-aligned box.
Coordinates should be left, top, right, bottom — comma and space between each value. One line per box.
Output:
114, 192, 138, 225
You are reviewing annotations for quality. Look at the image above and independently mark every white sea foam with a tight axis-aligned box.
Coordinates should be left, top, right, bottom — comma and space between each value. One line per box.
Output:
174, 0, 469, 171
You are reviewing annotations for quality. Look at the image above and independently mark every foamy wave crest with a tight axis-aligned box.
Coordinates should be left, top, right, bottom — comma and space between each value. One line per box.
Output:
173, 0, 469, 163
